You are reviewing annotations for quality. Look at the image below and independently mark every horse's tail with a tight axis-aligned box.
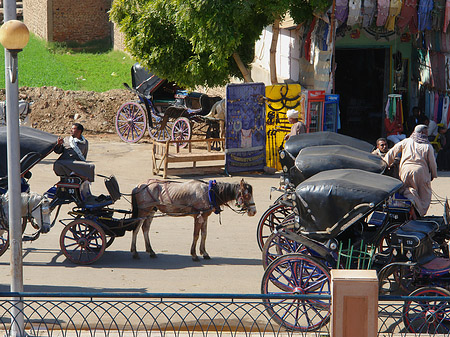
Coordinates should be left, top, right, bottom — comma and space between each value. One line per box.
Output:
131, 187, 139, 219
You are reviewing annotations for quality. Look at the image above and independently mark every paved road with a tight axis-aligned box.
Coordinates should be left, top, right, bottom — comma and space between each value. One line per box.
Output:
1, 138, 450, 295
1, 139, 278, 294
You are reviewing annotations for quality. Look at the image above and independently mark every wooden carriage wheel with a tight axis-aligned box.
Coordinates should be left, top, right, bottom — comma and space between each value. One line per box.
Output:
115, 102, 147, 143
171, 117, 191, 148
148, 112, 173, 142
60, 218, 106, 265
261, 253, 331, 331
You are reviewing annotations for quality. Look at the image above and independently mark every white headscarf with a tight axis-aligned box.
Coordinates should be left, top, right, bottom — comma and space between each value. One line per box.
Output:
286, 109, 299, 119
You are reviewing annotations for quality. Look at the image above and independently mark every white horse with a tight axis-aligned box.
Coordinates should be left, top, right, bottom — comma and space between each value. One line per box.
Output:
0, 191, 52, 243
130, 179, 256, 261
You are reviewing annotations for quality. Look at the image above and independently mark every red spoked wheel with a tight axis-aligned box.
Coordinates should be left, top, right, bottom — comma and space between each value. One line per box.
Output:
115, 102, 147, 143
261, 253, 331, 331
148, 113, 173, 142
262, 223, 306, 269
171, 117, 191, 148
403, 287, 450, 334
60, 219, 106, 265
256, 203, 293, 251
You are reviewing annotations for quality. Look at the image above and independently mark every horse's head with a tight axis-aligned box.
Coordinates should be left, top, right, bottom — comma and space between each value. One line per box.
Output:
26, 193, 52, 233
236, 179, 256, 216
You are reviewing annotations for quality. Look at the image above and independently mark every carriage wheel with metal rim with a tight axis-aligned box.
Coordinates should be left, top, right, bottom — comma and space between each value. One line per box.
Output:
256, 203, 293, 251
171, 117, 191, 148
115, 102, 147, 143
378, 263, 417, 295
205, 121, 221, 151
148, 113, 173, 142
261, 253, 331, 331
60, 219, 106, 265
403, 287, 450, 334
262, 222, 306, 269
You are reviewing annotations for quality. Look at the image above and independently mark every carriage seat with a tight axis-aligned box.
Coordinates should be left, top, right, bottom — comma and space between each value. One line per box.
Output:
81, 175, 121, 210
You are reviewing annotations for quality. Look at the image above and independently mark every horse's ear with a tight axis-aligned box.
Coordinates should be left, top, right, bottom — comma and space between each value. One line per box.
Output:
240, 179, 245, 188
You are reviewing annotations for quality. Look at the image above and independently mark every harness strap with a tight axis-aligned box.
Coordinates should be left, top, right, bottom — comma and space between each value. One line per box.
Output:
208, 180, 221, 214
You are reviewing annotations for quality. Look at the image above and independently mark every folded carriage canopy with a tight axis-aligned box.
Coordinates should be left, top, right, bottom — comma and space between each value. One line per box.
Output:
293, 145, 387, 183
285, 131, 374, 159
0, 126, 58, 181
295, 169, 403, 239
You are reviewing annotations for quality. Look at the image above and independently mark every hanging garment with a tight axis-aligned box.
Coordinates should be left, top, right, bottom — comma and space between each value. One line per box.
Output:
425, 89, 431, 118
386, 0, 404, 30
429, 90, 435, 120
362, 0, 377, 26
444, 0, 450, 32
336, 0, 349, 22
377, 0, 391, 26
397, 0, 419, 33
418, 0, 434, 31
348, 0, 363, 25
304, 19, 316, 63
432, 0, 446, 29
438, 94, 444, 123
441, 32, 448, 52
298, 25, 308, 59
446, 55, 450, 91
425, 30, 433, 50
442, 95, 449, 125
434, 92, 440, 122
438, 52, 446, 89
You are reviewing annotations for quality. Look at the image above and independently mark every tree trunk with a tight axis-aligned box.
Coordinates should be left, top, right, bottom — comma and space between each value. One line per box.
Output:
232, 53, 253, 82
270, 18, 280, 85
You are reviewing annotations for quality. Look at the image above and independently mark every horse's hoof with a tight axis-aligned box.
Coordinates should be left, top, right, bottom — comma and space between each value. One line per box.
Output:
192, 256, 200, 262
150, 254, 157, 258
203, 255, 211, 260
132, 254, 140, 260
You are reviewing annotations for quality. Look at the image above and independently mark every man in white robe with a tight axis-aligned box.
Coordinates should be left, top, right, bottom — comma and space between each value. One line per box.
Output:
384, 124, 438, 217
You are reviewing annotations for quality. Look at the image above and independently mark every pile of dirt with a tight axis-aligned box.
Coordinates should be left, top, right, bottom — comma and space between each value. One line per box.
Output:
13, 86, 135, 138
0, 85, 226, 140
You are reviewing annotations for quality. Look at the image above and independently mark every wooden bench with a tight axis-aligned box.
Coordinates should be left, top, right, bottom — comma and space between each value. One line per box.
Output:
151, 138, 225, 178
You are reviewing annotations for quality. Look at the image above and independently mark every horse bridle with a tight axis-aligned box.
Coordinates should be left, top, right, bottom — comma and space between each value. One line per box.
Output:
235, 184, 255, 213
26, 195, 51, 231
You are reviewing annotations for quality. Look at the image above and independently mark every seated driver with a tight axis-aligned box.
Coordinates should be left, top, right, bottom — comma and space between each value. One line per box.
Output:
53, 123, 95, 183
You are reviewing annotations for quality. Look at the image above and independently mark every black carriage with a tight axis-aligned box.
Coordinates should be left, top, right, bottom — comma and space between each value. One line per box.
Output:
47, 174, 140, 264
115, 63, 222, 147
257, 133, 382, 251
261, 168, 450, 334
0, 126, 58, 256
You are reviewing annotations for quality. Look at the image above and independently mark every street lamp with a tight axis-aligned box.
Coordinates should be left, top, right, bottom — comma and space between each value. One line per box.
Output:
0, 19, 29, 337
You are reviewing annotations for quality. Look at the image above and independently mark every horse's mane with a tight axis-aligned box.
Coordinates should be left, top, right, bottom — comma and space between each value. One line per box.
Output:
214, 181, 240, 206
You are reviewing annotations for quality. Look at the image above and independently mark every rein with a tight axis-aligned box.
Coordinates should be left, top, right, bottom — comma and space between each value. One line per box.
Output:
208, 180, 252, 215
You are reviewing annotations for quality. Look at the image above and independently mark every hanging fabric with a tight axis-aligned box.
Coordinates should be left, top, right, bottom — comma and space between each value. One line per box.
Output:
386, 94, 403, 122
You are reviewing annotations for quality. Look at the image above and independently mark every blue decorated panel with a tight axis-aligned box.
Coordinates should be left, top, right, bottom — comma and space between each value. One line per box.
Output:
225, 83, 266, 174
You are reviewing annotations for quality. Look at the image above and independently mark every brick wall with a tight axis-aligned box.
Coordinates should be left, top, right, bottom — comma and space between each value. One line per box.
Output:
23, 0, 49, 40
52, 0, 112, 44
24, 0, 113, 44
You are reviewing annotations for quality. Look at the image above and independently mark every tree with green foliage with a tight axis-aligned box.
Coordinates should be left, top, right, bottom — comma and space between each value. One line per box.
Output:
110, 0, 330, 89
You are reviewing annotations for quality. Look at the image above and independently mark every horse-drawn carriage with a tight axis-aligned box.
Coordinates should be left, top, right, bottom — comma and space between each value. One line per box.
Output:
1, 126, 255, 265
259, 132, 450, 334
115, 63, 222, 147
0, 126, 57, 256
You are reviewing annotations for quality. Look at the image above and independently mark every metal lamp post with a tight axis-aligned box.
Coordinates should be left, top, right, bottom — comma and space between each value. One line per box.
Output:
0, 19, 30, 337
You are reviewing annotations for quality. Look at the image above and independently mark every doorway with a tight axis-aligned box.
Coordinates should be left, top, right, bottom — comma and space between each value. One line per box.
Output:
334, 48, 388, 145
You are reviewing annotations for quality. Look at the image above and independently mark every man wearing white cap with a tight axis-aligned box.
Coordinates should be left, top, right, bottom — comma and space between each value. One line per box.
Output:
284, 109, 306, 140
